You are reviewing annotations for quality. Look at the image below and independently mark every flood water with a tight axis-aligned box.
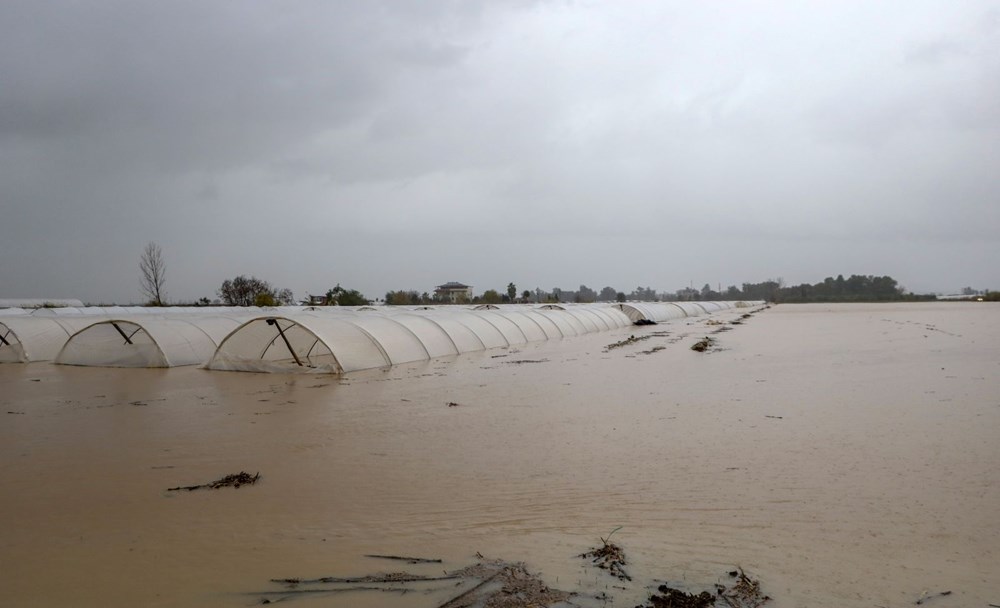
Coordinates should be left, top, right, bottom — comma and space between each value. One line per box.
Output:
2, 303, 998, 607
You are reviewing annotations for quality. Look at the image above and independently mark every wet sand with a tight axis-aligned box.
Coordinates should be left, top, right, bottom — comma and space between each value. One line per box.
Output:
1, 303, 998, 607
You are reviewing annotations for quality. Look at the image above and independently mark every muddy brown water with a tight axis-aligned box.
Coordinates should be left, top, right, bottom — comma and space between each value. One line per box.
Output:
2, 303, 998, 607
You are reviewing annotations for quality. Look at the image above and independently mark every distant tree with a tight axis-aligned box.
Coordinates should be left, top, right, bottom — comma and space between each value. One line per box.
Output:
740, 274, 913, 303
522, 289, 532, 303
385, 290, 422, 305
197, 297, 211, 306
675, 287, 698, 301
507, 282, 517, 302
835, 274, 846, 296
616, 292, 626, 302
629, 286, 658, 301
481, 289, 502, 304
700, 283, 721, 300
138, 242, 167, 305
325, 284, 368, 306
275, 288, 295, 305
576, 284, 597, 303
599, 286, 618, 301
219, 275, 277, 306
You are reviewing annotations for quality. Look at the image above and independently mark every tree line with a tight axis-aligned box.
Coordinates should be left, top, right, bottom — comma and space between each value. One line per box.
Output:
137, 242, 952, 307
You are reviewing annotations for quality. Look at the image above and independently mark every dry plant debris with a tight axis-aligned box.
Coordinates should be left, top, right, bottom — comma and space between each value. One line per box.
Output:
914, 589, 952, 605
259, 557, 572, 608
256, 549, 773, 607
640, 585, 716, 608
719, 568, 770, 608
442, 559, 572, 608
637, 569, 769, 608
691, 337, 715, 352
365, 554, 442, 564
606, 334, 652, 351
580, 527, 631, 581
166, 471, 260, 492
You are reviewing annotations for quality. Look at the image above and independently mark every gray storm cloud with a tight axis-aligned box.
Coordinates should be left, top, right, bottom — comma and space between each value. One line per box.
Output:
2, 1, 997, 303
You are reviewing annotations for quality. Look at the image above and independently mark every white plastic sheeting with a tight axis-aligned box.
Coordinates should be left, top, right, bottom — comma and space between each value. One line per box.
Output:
55, 316, 244, 368
613, 301, 764, 323
0, 316, 96, 363
31, 306, 275, 316
0, 299, 84, 308
613, 303, 688, 323
207, 307, 633, 374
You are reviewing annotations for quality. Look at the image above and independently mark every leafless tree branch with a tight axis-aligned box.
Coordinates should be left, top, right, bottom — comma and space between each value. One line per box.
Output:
139, 242, 167, 305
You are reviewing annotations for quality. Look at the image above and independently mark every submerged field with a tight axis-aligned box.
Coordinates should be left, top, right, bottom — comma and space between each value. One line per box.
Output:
1, 303, 998, 607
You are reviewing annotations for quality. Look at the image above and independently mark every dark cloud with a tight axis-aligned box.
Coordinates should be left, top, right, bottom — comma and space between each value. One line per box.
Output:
1, 1, 998, 303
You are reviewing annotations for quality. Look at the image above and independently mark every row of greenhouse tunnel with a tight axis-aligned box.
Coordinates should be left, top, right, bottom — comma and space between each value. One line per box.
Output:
1, 301, 764, 373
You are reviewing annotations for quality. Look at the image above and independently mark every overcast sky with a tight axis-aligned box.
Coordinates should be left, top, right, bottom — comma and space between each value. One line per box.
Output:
2, 1, 998, 303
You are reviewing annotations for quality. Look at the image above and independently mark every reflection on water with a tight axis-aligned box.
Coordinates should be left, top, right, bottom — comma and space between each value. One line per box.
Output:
2, 303, 998, 607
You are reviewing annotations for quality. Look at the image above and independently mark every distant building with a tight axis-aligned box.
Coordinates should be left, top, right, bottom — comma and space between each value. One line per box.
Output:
434, 281, 473, 303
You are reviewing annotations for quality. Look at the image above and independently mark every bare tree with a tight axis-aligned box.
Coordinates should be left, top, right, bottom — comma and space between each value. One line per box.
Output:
139, 242, 167, 305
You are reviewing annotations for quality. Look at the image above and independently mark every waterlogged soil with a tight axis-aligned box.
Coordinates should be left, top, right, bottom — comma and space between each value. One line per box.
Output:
2, 303, 999, 607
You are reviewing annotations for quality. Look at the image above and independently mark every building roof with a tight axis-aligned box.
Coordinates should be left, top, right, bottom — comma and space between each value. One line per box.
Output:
436, 282, 471, 290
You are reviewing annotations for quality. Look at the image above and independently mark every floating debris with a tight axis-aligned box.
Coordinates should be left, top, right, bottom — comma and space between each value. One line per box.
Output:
640, 584, 716, 608
166, 471, 260, 492
719, 568, 770, 608
606, 335, 652, 351
271, 572, 457, 585
441, 559, 572, 608
580, 527, 631, 581
691, 337, 715, 352
364, 554, 442, 564
637, 568, 769, 608
258, 556, 572, 608
915, 590, 953, 605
